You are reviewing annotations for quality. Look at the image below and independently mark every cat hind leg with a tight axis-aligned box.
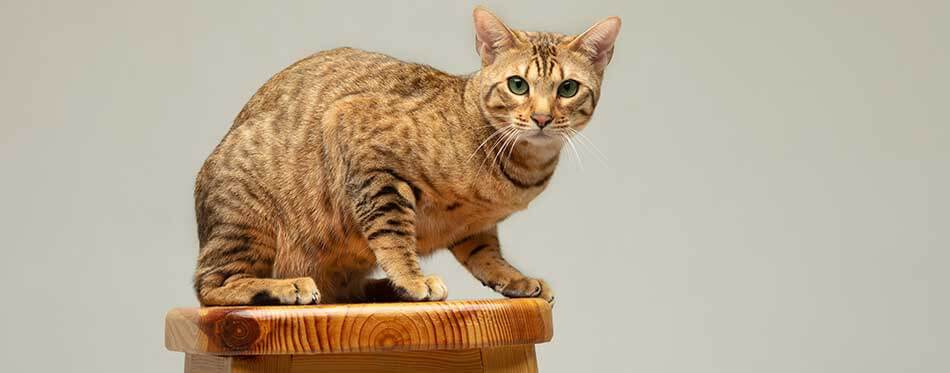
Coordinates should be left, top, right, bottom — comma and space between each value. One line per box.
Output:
193, 223, 321, 306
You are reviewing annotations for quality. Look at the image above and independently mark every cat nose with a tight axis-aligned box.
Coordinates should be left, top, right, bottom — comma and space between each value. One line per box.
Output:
531, 113, 553, 129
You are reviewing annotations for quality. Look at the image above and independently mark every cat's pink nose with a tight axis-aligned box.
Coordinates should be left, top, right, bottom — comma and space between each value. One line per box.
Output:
531, 113, 552, 129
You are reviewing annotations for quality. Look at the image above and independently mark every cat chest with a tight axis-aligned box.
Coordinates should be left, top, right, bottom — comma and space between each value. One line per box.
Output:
413, 202, 516, 252
410, 179, 544, 252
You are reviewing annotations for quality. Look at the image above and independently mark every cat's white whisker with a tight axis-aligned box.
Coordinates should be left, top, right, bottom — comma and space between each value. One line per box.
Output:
468, 125, 511, 163
490, 128, 517, 173
561, 133, 584, 171
474, 127, 515, 180
504, 130, 521, 166
494, 128, 519, 173
568, 128, 608, 165
503, 131, 522, 168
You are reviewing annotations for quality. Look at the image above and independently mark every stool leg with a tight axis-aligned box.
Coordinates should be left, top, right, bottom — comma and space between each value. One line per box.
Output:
184, 355, 290, 373
480, 345, 539, 373
280, 350, 483, 372
183, 347, 539, 373
185, 354, 227, 373
231, 356, 291, 373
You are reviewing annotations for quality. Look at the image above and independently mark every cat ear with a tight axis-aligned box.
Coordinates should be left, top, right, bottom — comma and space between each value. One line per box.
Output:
473, 7, 520, 66
567, 16, 622, 71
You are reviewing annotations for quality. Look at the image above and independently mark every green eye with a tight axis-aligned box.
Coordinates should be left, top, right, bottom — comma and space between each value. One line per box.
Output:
507, 76, 529, 95
558, 79, 579, 98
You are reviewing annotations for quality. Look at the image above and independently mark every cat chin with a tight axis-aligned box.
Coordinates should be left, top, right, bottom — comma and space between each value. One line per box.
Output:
520, 131, 566, 147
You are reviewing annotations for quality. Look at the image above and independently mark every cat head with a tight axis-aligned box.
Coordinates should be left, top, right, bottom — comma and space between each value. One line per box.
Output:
472, 7, 620, 145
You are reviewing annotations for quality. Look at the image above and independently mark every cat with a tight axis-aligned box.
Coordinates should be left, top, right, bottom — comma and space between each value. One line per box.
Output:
192, 7, 620, 305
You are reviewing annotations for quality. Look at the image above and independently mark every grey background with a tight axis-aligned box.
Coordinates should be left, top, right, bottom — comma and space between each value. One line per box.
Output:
1, 1, 947, 372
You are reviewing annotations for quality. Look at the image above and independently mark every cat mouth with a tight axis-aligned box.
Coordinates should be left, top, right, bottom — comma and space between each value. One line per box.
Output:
528, 127, 564, 137
522, 129, 563, 144
521, 129, 548, 138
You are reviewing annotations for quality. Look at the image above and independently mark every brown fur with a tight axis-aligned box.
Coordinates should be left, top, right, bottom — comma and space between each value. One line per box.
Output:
193, 8, 621, 305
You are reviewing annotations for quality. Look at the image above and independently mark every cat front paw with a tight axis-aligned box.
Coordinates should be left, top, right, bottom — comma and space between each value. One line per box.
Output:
251, 277, 321, 305
395, 275, 448, 301
498, 277, 554, 304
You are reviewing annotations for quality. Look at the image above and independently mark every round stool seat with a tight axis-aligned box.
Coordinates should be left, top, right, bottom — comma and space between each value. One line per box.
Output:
165, 298, 553, 355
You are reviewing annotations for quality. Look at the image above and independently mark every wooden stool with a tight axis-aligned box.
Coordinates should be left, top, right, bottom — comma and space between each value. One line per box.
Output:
165, 298, 553, 372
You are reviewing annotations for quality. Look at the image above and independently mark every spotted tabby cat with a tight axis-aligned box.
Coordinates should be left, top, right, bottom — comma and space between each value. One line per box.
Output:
193, 7, 620, 305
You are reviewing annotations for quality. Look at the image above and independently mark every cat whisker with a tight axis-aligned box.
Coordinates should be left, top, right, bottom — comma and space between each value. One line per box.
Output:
501, 129, 521, 167
503, 130, 522, 169
490, 128, 518, 174
474, 127, 515, 181
468, 125, 511, 163
493, 127, 520, 173
560, 133, 584, 171
567, 127, 608, 165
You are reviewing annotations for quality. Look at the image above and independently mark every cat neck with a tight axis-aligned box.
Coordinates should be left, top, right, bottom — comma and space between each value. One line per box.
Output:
494, 136, 562, 189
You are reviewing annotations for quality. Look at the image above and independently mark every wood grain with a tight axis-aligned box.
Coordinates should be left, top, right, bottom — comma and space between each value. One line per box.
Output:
481, 345, 538, 373
166, 298, 553, 355
231, 356, 292, 373
185, 354, 230, 373
182, 349, 530, 373
289, 349, 483, 373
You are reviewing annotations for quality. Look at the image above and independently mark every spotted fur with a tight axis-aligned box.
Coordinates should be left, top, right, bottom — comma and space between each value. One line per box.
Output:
192, 7, 621, 305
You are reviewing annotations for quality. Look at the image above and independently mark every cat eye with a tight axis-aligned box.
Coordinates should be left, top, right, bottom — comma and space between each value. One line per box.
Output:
507, 76, 529, 95
557, 80, 579, 98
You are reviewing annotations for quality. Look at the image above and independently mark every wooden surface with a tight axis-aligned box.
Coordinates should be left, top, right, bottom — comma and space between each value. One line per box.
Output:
286, 349, 484, 372
185, 354, 231, 373
166, 298, 553, 355
181, 346, 536, 373
481, 345, 538, 373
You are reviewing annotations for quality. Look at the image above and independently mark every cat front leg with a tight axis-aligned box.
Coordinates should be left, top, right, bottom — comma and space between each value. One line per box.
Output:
348, 168, 448, 301
449, 227, 555, 303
